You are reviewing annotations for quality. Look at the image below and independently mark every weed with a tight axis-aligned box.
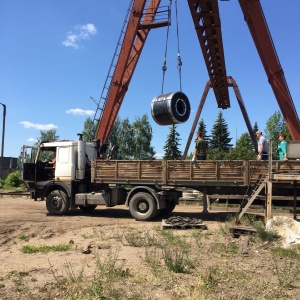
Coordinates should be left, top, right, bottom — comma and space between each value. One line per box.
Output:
210, 239, 238, 257
273, 259, 300, 288
95, 252, 130, 281
144, 247, 162, 275
254, 221, 280, 242
6, 270, 30, 294
21, 243, 72, 253
201, 266, 220, 290
156, 228, 182, 246
271, 247, 300, 260
191, 229, 204, 249
162, 245, 195, 273
19, 234, 30, 242
124, 229, 160, 247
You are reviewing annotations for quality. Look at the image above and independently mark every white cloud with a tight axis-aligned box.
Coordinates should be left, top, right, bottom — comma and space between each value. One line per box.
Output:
20, 121, 58, 130
63, 23, 97, 48
27, 137, 37, 143
66, 108, 94, 116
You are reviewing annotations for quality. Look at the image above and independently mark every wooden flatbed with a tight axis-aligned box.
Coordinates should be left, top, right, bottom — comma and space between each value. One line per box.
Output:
92, 159, 300, 194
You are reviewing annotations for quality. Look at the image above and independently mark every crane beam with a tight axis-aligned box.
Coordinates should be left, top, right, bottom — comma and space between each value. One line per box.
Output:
238, 0, 300, 141
95, 0, 167, 143
187, 0, 230, 109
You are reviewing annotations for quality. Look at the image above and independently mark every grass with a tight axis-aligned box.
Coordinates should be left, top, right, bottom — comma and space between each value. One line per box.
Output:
254, 221, 281, 242
20, 243, 72, 253
19, 234, 30, 242
3, 213, 300, 300
271, 247, 300, 259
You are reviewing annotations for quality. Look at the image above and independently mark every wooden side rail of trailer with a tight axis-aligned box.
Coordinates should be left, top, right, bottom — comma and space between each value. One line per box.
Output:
92, 159, 300, 189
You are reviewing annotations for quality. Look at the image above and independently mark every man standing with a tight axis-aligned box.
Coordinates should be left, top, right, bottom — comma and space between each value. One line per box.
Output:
193, 132, 208, 161
256, 131, 269, 160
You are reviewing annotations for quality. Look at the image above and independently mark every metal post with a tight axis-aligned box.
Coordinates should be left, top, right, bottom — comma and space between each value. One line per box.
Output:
0, 103, 6, 179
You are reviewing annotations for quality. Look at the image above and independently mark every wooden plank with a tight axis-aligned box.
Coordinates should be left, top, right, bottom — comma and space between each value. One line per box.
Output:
92, 159, 300, 187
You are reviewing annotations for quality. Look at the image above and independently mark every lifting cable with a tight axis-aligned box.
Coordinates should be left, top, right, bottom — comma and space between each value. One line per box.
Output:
175, 0, 182, 92
161, 0, 183, 94
161, 0, 172, 94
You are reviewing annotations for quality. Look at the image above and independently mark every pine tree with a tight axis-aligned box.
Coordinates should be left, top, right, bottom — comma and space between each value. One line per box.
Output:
163, 125, 182, 160
197, 119, 208, 139
252, 122, 259, 135
209, 111, 232, 159
197, 118, 210, 146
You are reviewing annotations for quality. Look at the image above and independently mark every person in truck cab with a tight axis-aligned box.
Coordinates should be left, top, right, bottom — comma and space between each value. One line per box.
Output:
47, 150, 56, 168
46, 150, 56, 178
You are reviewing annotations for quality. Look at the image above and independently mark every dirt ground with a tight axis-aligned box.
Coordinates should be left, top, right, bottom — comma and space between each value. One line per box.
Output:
0, 196, 300, 300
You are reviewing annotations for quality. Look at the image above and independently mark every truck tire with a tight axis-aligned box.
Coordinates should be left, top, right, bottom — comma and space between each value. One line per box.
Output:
129, 192, 158, 221
46, 190, 70, 215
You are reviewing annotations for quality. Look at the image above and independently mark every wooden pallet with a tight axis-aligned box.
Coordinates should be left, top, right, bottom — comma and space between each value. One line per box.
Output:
229, 225, 257, 238
161, 219, 207, 230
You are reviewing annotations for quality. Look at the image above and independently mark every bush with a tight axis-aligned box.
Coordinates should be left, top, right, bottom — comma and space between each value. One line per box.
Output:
4, 171, 23, 188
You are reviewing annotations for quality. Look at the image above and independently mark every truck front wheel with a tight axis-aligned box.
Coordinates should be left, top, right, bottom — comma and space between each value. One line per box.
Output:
129, 192, 158, 221
46, 190, 70, 215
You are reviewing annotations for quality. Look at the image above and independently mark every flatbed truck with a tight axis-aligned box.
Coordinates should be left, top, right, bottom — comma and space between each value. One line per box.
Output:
22, 138, 300, 221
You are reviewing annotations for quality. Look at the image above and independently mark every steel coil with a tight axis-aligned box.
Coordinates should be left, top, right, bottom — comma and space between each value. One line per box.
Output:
151, 91, 190, 125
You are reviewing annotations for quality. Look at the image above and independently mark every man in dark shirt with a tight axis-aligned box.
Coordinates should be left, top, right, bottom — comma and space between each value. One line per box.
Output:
193, 132, 208, 161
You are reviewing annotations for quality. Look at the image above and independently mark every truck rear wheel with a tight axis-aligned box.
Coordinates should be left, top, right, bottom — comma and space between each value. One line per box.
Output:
129, 192, 158, 221
46, 190, 70, 215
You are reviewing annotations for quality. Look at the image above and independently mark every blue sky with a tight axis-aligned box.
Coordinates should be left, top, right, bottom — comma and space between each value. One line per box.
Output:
0, 0, 299, 159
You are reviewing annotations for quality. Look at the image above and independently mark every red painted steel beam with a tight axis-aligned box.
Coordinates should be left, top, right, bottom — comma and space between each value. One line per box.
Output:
96, 0, 164, 143
238, 0, 300, 141
183, 76, 257, 159
183, 79, 211, 159
187, 0, 229, 109
227, 76, 257, 152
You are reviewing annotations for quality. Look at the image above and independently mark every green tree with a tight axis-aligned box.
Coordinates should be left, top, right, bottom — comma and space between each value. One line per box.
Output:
82, 117, 97, 141
35, 129, 59, 147
131, 114, 155, 159
163, 125, 182, 160
33, 129, 59, 162
112, 115, 155, 159
209, 111, 233, 159
108, 116, 122, 145
118, 118, 134, 159
265, 111, 291, 158
226, 132, 257, 160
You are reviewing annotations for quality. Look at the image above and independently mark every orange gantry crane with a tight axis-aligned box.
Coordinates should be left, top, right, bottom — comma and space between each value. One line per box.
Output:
93, 0, 300, 148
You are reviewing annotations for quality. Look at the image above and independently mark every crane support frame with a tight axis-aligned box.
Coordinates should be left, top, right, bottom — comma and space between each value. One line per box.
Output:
95, 0, 300, 148
95, 0, 169, 143
187, 0, 230, 109
238, 0, 300, 140
183, 76, 257, 159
